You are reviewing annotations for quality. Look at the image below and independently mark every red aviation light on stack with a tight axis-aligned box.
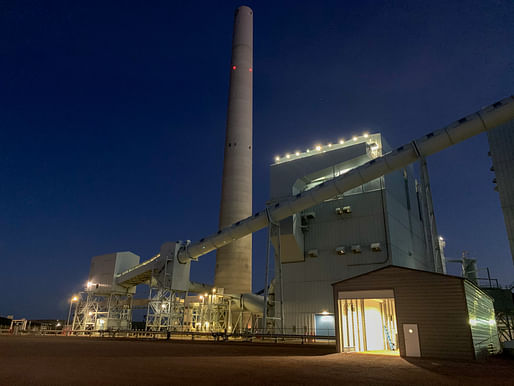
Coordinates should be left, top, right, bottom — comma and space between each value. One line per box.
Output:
232, 65, 237, 70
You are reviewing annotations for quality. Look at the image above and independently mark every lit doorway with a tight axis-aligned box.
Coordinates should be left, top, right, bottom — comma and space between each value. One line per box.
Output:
338, 290, 398, 354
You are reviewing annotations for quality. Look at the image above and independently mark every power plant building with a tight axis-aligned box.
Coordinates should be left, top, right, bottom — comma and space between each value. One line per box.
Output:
270, 133, 443, 335
61, 3, 514, 361
488, 120, 514, 265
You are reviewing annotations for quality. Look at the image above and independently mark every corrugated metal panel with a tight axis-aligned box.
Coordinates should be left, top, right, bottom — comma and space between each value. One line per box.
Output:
333, 266, 475, 360
488, 121, 514, 264
270, 142, 370, 200
303, 191, 388, 262
272, 135, 436, 335
464, 281, 501, 358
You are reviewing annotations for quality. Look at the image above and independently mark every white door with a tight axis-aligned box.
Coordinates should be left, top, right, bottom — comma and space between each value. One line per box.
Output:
403, 324, 421, 357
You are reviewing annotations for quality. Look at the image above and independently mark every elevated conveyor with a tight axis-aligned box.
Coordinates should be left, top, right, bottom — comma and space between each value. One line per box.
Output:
115, 254, 161, 288
78, 95, 514, 334
177, 96, 514, 263
110, 96, 514, 297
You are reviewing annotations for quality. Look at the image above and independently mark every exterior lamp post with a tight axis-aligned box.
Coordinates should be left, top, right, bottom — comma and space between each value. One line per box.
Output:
67, 296, 79, 329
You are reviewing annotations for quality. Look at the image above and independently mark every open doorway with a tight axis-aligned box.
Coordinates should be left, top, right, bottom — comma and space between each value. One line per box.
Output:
338, 290, 398, 355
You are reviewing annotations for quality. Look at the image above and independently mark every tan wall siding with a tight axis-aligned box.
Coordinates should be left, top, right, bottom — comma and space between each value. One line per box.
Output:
333, 267, 475, 360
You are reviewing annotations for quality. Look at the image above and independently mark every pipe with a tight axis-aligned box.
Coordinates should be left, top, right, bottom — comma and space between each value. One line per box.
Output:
232, 293, 265, 314
188, 281, 214, 294
177, 96, 514, 262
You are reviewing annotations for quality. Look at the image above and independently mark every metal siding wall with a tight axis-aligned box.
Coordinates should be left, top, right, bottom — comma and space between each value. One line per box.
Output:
385, 170, 434, 271
270, 143, 369, 200
488, 121, 514, 264
281, 190, 390, 333
333, 267, 475, 360
279, 176, 434, 333
273, 135, 435, 334
464, 281, 502, 357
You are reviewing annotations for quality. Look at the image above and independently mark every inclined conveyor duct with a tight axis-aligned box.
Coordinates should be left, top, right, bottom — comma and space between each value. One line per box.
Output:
177, 96, 514, 263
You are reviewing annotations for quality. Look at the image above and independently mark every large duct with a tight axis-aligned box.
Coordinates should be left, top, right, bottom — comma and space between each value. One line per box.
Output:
179, 96, 514, 262
214, 6, 254, 295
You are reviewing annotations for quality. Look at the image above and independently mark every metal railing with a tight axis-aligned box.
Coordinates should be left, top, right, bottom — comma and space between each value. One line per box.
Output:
1, 327, 336, 345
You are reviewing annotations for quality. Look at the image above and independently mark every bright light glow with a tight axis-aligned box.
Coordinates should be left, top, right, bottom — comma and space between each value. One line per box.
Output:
249, 68, 252, 72
204, 293, 208, 297
212, 288, 216, 293
275, 156, 280, 161
363, 133, 369, 138
286, 153, 290, 159
161, 304, 166, 309
328, 143, 332, 147
88, 312, 93, 316
56, 323, 61, 327
71, 296, 78, 302
439, 236, 444, 241
86, 281, 92, 288
204, 322, 209, 328
353, 136, 358, 141
199, 295, 204, 300
295, 151, 300, 156
364, 299, 387, 350
339, 139, 344, 144
315, 145, 322, 151
489, 319, 496, 326
469, 318, 477, 326
232, 65, 236, 70
306, 149, 310, 153
99, 319, 105, 325
408, 328, 413, 334
321, 310, 329, 315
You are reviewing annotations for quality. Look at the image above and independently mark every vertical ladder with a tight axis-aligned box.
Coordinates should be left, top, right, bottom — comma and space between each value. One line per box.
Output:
384, 325, 395, 350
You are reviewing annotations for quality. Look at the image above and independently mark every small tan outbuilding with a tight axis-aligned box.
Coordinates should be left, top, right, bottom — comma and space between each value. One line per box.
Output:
332, 265, 501, 360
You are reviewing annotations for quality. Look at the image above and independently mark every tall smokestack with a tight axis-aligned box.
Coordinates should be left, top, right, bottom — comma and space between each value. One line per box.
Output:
214, 6, 253, 295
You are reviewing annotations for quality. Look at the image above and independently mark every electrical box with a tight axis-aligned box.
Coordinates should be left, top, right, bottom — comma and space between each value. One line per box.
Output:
336, 246, 346, 255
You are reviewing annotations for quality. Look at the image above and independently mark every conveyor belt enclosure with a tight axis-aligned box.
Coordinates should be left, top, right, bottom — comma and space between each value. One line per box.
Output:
177, 96, 514, 263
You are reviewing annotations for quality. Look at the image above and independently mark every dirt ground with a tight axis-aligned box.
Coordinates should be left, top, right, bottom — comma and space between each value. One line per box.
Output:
1, 335, 513, 385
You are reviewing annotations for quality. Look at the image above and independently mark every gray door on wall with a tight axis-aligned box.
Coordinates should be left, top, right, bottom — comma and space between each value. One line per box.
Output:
403, 323, 421, 357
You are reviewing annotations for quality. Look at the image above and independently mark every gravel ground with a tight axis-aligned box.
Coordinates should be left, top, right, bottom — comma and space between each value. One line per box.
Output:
1, 335, 513, 385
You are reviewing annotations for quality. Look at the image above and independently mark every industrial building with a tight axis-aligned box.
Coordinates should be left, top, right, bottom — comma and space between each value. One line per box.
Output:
270, 133, 444, 335
332, 266, 501, 360
488, 120, 514, 265
69, 93, 514, 347
62, 6, 514, 363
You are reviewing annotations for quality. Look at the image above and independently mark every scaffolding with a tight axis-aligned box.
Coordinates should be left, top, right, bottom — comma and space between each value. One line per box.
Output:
145, 289, 185, 331
185, 292, 232, 332
72, 291, 132, 332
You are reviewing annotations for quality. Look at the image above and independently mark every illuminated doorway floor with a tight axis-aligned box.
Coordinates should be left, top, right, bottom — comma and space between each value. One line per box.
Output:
354, 350, 400, 356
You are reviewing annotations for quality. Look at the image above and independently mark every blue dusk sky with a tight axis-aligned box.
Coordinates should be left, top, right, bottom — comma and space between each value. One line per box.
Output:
1, 0, 513, 318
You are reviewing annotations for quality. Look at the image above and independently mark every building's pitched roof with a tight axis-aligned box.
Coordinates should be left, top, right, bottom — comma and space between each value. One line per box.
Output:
330, 264, 490, 298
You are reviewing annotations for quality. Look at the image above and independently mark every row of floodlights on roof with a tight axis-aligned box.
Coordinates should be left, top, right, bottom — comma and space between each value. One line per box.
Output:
274, 133, 371, 162
307, 243, 382, 258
